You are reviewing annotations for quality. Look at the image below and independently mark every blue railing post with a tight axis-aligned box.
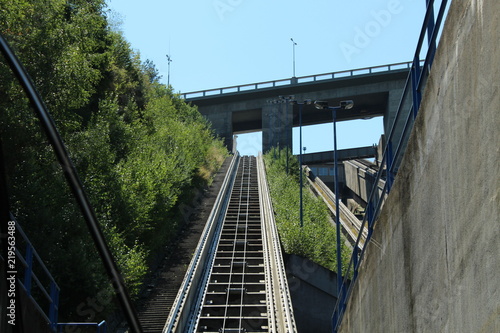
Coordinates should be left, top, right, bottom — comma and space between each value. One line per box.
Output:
386, 141, 394, 192
49, 281, 60, 330
411, 57, 422, 119
426, 0, 437, 63
367, 202, 375, 239
24, 243, 34, 295
353, 247, 359, 281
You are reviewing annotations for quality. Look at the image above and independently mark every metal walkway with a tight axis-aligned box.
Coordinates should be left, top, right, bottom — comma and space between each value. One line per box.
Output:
164, 154, 296, 333
197, 156, 267, 332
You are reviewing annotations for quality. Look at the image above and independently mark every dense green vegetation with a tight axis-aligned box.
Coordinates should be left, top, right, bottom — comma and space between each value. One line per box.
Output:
0, 0, 227, 320
264, 148, 351, 275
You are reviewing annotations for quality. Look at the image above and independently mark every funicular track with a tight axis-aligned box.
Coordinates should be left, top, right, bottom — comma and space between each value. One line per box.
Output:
197, 156, 266, 332
164, 154, 296, 333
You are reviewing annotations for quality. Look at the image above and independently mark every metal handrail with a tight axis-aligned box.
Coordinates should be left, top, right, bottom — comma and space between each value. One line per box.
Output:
10, 214, 60, 329
331, 1, 451, 332
182, 61, 414, 100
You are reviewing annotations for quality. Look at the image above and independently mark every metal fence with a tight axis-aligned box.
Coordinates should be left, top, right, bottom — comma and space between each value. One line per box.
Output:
11, 214, 60, 330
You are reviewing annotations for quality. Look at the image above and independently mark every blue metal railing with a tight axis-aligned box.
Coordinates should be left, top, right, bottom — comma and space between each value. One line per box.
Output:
11, 215, 107, 333
332, 0, 451, 331
182, 61, 413, 99
11, 214, 60, 330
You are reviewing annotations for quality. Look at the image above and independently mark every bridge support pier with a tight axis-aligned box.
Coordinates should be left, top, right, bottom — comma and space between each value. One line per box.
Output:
262, 103, 293, 153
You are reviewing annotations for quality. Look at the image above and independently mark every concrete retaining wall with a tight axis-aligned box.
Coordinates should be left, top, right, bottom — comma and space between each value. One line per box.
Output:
339, 0, 499, 332
285, 254, 339, 333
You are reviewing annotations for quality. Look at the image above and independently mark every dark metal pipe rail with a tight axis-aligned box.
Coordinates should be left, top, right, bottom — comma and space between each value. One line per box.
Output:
0, 34, 141, 332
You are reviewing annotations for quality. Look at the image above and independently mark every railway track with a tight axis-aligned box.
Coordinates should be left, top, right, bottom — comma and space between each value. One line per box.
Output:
164, 154, 296, 332
305, 166, 367, 249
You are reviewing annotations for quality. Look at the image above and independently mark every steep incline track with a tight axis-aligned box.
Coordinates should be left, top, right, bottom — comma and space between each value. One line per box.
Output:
196, 156, 268, 332
164, 154, 296, 332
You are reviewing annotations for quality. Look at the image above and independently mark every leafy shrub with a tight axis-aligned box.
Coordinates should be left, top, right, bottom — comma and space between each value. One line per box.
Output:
264, 147, 351, 275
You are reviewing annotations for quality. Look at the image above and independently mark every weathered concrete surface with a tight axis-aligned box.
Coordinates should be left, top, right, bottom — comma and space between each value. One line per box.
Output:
285, 254, 339, 333
339, 1, 500, 332
262, 103, 293, 153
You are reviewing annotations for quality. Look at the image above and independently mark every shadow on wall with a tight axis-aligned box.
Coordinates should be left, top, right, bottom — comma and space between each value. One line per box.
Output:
285, 254, 344, 333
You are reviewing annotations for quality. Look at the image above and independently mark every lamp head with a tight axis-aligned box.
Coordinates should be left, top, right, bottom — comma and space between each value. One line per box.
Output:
340, 100, 354, 110
314, 100, 329, 109
314, 100, 354, 110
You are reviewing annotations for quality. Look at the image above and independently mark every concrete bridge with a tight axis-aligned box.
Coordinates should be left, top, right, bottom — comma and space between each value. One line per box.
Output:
184, 62, 413, 153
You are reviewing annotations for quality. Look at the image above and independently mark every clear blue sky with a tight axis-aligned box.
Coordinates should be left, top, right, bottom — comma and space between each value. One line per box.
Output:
106, 0, 427, 156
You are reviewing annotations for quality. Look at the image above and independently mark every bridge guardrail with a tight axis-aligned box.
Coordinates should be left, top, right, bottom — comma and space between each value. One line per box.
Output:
181, 61, 415, 100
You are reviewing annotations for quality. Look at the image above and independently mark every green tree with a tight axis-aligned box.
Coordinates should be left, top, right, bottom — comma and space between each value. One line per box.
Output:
1, 0, 227, 321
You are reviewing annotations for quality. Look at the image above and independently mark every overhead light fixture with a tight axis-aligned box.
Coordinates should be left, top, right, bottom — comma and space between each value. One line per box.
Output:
314, 100, 329, 109
314, 100, 354, 110
340, 100, 354, 110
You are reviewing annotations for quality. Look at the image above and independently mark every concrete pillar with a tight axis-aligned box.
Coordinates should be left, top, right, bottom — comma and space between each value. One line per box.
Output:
383, 87, 413, 170
202, 107, 233, 152
261, 102, 293, 153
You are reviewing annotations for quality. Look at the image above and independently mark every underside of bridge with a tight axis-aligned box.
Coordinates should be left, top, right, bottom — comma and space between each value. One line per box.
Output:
187, 66, 409, 153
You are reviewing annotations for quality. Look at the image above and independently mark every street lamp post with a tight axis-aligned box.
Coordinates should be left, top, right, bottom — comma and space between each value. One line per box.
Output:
166, 54, 172, 87
277, 95, 295, 174
290, 38, 297, 78
299, 101, 303, 227
293, 99, 312, 227
314, 99, 354, 325
301, 146, 306, 227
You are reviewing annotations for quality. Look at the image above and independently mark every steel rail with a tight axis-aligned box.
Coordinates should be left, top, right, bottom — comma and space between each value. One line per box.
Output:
195, 156, 269, 332
305, 168, 367, 249
257, 155, 297, 332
